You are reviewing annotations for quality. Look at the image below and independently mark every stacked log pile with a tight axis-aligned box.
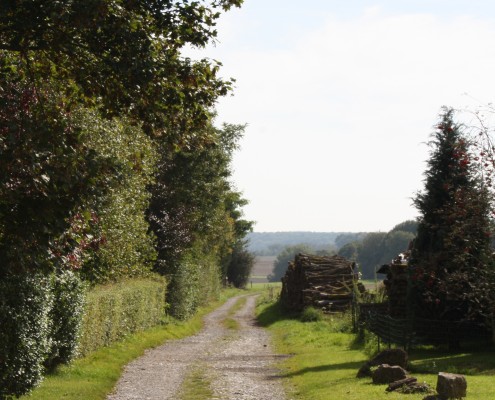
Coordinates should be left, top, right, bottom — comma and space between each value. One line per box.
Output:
379, 253, 409, 317
280, 253, 357, 312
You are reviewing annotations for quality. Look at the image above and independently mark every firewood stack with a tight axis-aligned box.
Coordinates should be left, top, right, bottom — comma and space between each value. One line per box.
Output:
382, 264, 408, 317
379, 253, 409, 317
280, 253, 357, 312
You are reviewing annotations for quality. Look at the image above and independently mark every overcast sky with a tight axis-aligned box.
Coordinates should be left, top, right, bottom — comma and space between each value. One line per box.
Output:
188, 0, 495, 232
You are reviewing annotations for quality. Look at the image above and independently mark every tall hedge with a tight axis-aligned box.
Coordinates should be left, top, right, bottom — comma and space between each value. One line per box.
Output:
0, 273, 53, 398
76, 110, 158, 283
78, 277, 167, 356
0, 271, 86, 398
45, 270, 86, 369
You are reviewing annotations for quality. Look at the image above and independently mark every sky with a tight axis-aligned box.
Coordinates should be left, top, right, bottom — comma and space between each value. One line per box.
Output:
187, 0, 495, 232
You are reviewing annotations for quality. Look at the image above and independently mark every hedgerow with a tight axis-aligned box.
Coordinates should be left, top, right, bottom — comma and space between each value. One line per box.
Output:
78, 276, 167, 356
0, 273, 53, 398
45, 270, 86, 369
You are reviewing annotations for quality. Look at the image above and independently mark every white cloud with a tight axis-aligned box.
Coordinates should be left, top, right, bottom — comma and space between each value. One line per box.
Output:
195, 7, 495, 231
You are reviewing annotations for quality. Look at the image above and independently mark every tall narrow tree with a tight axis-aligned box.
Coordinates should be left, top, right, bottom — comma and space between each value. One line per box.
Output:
411, 108, 494, 322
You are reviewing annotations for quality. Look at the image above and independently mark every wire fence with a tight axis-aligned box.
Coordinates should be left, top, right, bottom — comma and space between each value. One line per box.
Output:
358, 302, 491, 350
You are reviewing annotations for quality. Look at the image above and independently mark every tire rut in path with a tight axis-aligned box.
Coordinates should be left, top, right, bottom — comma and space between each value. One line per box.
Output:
107, 294, 288, 400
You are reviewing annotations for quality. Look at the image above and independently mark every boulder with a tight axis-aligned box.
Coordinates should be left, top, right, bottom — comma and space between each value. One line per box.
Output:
357, 348, 408, 378
370, 348, 408, 368
356, 365, 372, 378
436, 372, 467, 399
372, 364, 408, 384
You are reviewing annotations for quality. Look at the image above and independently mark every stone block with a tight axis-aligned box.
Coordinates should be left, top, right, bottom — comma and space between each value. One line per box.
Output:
372, 364, 408, 384
436, 372, 467, 399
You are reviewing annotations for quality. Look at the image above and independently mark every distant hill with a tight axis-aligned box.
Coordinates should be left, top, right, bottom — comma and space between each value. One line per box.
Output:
247, 231, 361, 256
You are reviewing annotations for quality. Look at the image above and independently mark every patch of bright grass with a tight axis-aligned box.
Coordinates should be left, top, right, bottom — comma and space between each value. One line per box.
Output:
245, 282, 281, 292
178, 364, 214, 400
257, 299, 495, 400
299, 306, 323, 322
20, 288, 245, 400
222, 317, 239, 330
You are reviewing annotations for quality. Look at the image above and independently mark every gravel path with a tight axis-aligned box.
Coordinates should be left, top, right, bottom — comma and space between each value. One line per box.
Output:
107, 294, 288, 400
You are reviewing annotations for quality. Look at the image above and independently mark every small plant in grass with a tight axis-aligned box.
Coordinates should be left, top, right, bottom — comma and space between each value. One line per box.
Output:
300, 306, 323, 322
327, 311, 354, 333
353, 327, 381, 357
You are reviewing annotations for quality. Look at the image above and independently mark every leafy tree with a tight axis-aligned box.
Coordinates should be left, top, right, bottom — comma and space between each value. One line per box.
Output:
411, 108, 495, 322
334, 232, 367, 249
226, 242, 254, 288
76, 110, 158, 283
390, 220, 418, 234
337, 222, 415, 279
222, 190, 254, 287
149, 123, 245, 272
148, 123, 253, 317
269, 244, 313, 282
0, 70, 110, 277
381, 231, 415, 261
0, 2, 249, 394
355, 232, 387, 279
338, 241, 361, 262
0, 0, 243, 140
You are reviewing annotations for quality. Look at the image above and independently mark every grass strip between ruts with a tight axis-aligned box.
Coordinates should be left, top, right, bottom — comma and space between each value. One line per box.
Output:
177, 364, 214, 400
20, 288, 245, 400
222, 295, 248, 330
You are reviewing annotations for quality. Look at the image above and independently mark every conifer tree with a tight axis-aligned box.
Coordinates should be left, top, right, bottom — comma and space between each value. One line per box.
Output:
411, 108, 495, 322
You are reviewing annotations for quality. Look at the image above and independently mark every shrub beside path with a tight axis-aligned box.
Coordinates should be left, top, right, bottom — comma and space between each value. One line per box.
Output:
107, 294, 288, 400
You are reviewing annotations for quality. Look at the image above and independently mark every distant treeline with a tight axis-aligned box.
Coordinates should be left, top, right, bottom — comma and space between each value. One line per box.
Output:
256, 221, 419, 282
337, 220, 418, 279
247, 231, 365, 255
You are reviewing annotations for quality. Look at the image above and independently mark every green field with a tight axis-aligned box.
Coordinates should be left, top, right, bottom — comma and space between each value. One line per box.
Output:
256, 298, 495, 400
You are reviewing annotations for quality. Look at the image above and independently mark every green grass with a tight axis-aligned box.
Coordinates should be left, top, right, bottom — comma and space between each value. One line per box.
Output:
20, 288, 244, 400
257, 300, 495, 400
222, 295, 247, 330
178, 364, 214, 400
222, 317, 240, 330
244, 281, 281, 291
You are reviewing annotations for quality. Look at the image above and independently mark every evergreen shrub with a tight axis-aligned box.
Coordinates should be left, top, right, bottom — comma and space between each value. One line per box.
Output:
167, 259, 202, 321
0, 273, 53, 398
78, 276, 167, 356
167, 249, 221, 320
45, 270, 86, 369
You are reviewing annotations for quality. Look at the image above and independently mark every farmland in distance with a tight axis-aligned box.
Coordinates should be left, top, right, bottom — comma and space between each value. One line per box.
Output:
249, 256, 276, 283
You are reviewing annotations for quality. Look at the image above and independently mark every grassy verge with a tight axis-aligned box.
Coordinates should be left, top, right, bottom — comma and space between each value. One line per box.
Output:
20, 288, 244, 400
257, 299, 495, 400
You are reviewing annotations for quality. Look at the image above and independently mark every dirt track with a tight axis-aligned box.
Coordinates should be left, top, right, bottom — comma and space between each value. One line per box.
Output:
107, 294, 288, 400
